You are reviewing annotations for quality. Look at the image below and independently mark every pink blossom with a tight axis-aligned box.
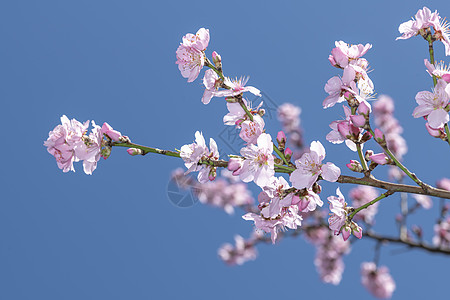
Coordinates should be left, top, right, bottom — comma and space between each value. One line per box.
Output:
361, 262, 396, 299
327, 188, 347, 235
346, 160, 363, 172
44, 115, 88, 173
349, 186, 379, 224
413, 79, 450, 128
180, 131, 220, 183
433, 217, 450, 248
101, 122, 122, 141
326, 106, 361, 151
212, 76, 261, 98
201, 69, 220, 104
426, 122, 446, 138
239, 115, 265, 145
412, 194, 433, 210
424, 59, 450, 81
329, 41, 372, 68
74, 121, 103, 175
239, 133, 275, 188
396, 7, 439, 40
290, 141, 340, 189
323, 66, 358, 109
181, 28, 210, 51
437, 178, 450, 190
175, 45, 205, 83
223, 99, 262, 126
429, 13, 450, 56
218, 235, 257, 266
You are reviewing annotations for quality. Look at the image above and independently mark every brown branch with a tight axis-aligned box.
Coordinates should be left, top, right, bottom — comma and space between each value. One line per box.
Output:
338, 175, 450, 199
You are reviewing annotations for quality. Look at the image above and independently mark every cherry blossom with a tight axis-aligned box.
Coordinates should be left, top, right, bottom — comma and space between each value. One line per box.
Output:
328, 40, 372, 68
323, 66, 358, 109
218, 234, 258, 266
424, 59, 450, 82
396, 7, 439, 40
74, 121, 103, 175
239, 133, 275, 188
213, 76, 261, 98
413, 79, 450, 129
361, 262, 396, 299
239, 115, 265, 145
290, 141, 340, 189
180, 131, 219, 183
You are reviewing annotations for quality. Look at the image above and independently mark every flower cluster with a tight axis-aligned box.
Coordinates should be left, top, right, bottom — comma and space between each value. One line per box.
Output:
44, 115, 122, 174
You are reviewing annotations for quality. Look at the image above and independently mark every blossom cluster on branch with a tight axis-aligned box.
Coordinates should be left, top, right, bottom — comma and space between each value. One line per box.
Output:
44, 6, 450, 299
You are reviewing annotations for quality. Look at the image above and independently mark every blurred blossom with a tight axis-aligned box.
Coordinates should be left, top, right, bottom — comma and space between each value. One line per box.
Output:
412, 194, 433, 210
361, 262, 396, 299
218, 234, 258, 265
349, 186, 379, 224
433, 217, 450, 248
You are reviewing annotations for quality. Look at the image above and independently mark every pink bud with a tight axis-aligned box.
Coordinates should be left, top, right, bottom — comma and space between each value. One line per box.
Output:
369, 153, 389, 165
235, 119, 243, 126
342, 226, 351, 241
374, 128, 385, 144
425, 123, 444, 138
227, 158, 242, 175
442, 74, 450, 83
350, 114, 366, 128
127, 148, 143, 156
437, 178, 450, 191
299, 198, 310, 211
277, 131, 286, 144
357, 101, 370, 116
351, 223, 363, 239
101, 122, 122, 142
346, 160, 363, 172
291, 195, 300, 205
284, 147, 293, 156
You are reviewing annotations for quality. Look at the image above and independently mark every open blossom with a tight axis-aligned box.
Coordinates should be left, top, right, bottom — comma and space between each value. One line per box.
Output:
175, 28, 210, 83
239, 133, 274, 188
396, 7, 439, 40
361, 262, 396, 299
413, 79, 450, 129
201, 69, 220, 104
44, 115, 87, 172
424, 59, 450, 82
239, 115, 265, 145
290, 141, 340, 189
327, 188, 347, 235
329, 40, 372, 68
180, 131, 219, 183
213, 76, 261, 98
223, 99, 263, 126
323, 66, 357, 109
74, 121, 103, 175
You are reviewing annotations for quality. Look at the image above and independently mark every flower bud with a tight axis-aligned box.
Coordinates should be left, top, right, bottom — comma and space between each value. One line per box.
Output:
368, 153, 389, 165
425, 123, 446, 139
212, 51, 222, 68
208, 168, 217, 181
127, 148, 143, 156
349, 114, 366, 128
227, 158, 243, 175
342, 225, 351, 241
374, 128, 386, 145
312, 182, 322, 194
351, 221, 363, 239
346, 160, 363, 172
277, 131, 286, 149
360, 131, 372, 143
357, 101, 370, 116
101, 122, 122, 142
298, 198, 310, 211
365, 150, 374, 161
442, 74, 450, 83
291, 195, 300, 205
284, 147, 293, 161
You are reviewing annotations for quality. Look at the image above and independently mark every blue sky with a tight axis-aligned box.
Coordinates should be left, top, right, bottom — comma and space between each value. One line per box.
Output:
1, 0, 450, 299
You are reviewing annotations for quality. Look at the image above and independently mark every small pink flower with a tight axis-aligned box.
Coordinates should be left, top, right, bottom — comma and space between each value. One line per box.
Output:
214, 76, 261, 98
323, 66, 358, 109
290, 141, 341, 189
424, 59, 450, 81
239, 115, 265, 145
239, 133, 275, 188
413, 79, 450, 129
181, 28, 210, 51
127, 148, 143, 156
329, 41, 372, 68
396, 7, 439, 40
201, 69, 220, 104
